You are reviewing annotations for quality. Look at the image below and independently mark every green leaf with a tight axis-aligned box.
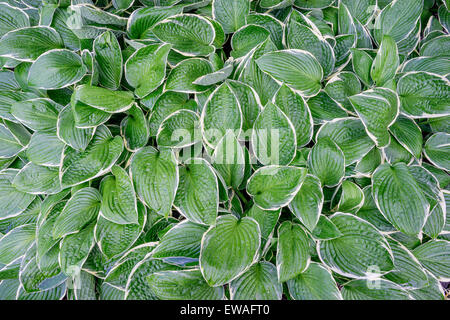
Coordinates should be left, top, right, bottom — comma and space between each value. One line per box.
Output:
424, 133, 450, 171
93, 31, 123, 90
324, 72, 361, 113
230, 262, 282, 300
307, 91, 348, 124
245, 204, 280, 247
148, 269, 224, 300
27, 49, 86, 89
372, 162, 429, 235
152, 220, 208, 259
165, 58, 213, 93
52, 187, 101, 239
408, 270, 446, 300
0, 3, 30, 37
0, 26, 63, 61
308, 137, 345, 187
312, 215, 343, 240
95, 204, 145, 259
13, 163, 61, 195
251, 102, 296, 166
341, 0, 376, 24
289, 174, 323, 232
373, 0, 423, 44
256, 49, 323, 97
174, 158, 218, 225
318, 213, 394, 278
125, 256, 181, 300
0, 170, 36, 219
121, 104, 149, 152
156, 109, 200, 149
0, 224, 35, 265
316, 118, 374, 165
389, 115, 422, 159
127, 6, 183, 39
11, 98, 61, 132
100, 165, 138, 225
350, 48, 374, 87
194, 67, 232, 90
61, 125, 124, 188
130, 146, 178, 216
332, 180, 364, 213
236, 38, 280, 105
384, 237, 428, 289
231, 24, 270, 59
294, 0, 334, 9
412, 240, 450, 281
273, 84, 313, 147
247, 166, 307, 210
212, 0, 250, 34
397, 72, 450, 118
212, 131, 245, 190
401, 56, 450, 76
285, 18, 335, 77
199, 214, 260, 286
125, 43, 171, 98
370, 35, 399, 87
349, 88, 399, 148
153, 14, 215, 56
421, 35, 450, 58
201, 82, 242, 148
148, 92, 196, 136
342, 279, 412, 300
26, 131, 64, 167
0, 123, 24, 158
57, 105, 94, 151
276, 221, 310, 282
287, 262, 342, 300
59, 223, 95, 276
73, 85, 135, 113
246, 13, 284, 49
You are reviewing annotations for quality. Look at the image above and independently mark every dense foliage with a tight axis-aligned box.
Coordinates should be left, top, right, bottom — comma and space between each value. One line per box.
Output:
0, 0, 449, 300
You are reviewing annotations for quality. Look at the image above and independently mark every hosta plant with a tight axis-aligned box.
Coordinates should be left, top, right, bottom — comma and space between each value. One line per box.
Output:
0, 0, 449, 301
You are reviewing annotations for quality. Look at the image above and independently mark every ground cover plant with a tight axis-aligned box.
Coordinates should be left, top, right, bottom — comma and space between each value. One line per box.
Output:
0, 0, 449, 300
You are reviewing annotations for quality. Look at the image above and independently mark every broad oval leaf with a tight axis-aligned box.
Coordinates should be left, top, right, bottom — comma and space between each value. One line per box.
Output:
61, 125, 124, 188
201, 82, 242, 148
342, 279, 412, 300
52, 187, 101, 239
174, 158, 218, 225
28, 49, 87, 90
308, 137, 345, 187
397, 72, 450, 118
424, 133, 450, 171
0, 26, 63, 61
412, 240, 450, 281
251, 102, 296, 166
130, 146, 178, 216
148, 269, 225, 300
289, 174, 323, 232
318, 213, 394, 278
230, 262, 282, 300
276, 221, 311, 282
212, 0, 250, 34
199, 214, 260, 286
125, 43, 171, 98
287, 262, 342, 300
100, 165, 138, 225
256, 49, 323, 97
372, 162, 429, 235
153, 14, 215, 56
247, 166, 307, 210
